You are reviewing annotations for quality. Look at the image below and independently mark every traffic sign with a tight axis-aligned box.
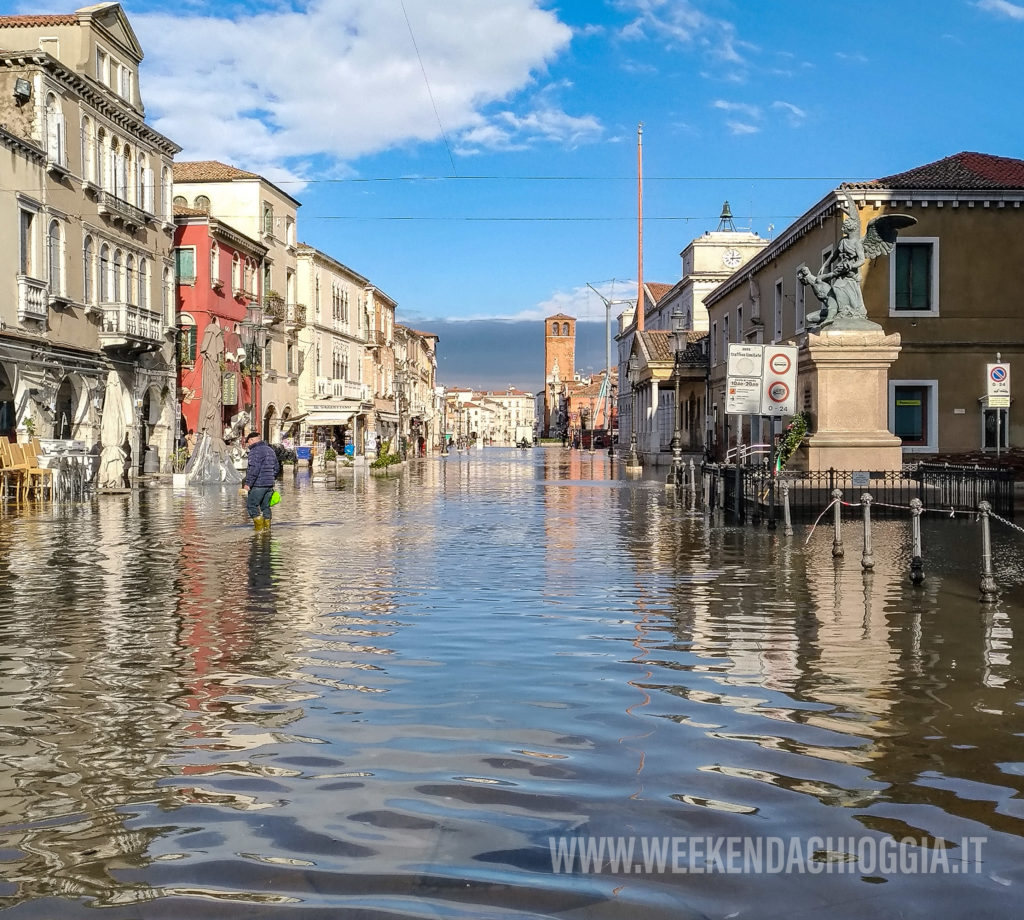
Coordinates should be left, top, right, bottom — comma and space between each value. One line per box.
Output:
727, 344, 763, 378
761, 344, 799, 415
726, 377, 762, 415
987, 363, 1010, 399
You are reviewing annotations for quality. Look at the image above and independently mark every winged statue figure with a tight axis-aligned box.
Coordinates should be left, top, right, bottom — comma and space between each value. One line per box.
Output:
799, 189, 917, 330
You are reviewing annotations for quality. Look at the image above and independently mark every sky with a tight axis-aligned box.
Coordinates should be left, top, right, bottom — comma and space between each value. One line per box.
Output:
15, 0, 1024, 390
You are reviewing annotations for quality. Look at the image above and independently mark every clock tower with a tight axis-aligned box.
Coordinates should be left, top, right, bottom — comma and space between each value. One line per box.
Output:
543, 313, 576, 437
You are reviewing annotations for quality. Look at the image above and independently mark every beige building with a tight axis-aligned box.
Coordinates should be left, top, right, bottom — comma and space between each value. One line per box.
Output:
704, 152, 1024, 461
172, 160, 301, 443
0, 3, 180, 478
480, 387, 536, 445
394, 325, 440, 453
363, 285, 398, 450
294, 245, 373, 453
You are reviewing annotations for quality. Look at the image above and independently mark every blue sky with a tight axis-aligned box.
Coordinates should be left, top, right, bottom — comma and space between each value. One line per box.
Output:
16, 0, 1024, 386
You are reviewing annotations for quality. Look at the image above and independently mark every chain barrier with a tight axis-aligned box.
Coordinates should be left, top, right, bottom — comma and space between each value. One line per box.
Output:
990, 510, 1024, 537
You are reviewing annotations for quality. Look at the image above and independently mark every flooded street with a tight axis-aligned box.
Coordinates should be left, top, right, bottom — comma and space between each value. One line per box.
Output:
1, 448, 1023, 919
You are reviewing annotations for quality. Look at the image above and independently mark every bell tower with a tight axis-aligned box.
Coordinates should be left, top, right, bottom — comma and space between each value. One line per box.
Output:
543, 314, 576, 437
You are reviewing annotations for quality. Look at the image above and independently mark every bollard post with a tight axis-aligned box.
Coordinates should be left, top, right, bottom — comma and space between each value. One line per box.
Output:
860, 492, 874, 570
688, 459, 696, 496
831, 488, 844, 557
979, 500, 997, 603
909, 498, 924, 585
781, 481, 793, 536
717, 469, 725, 510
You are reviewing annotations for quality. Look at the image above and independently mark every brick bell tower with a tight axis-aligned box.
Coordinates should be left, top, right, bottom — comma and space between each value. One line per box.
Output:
543, 313, 576, 437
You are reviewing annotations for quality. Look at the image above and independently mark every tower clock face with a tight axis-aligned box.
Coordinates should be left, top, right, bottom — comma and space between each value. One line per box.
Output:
722, 248, 742, 269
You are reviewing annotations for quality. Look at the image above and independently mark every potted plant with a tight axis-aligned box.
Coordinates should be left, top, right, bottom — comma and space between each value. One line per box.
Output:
171, 446, 189, 488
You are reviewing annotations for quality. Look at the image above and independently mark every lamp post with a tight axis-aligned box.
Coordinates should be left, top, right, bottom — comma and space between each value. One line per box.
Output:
395, 369, 406, 458
239, 300, 267, 437
669, 307, 686, 485
627, 353, 640, 467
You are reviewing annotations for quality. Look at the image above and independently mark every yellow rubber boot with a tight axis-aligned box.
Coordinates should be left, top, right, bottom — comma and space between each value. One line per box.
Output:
253, 516, 264, 531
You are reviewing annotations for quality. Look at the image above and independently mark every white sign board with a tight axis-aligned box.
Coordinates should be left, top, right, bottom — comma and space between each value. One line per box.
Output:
987, 363, 1010, 403
726, 343, 799, 416
761, 344, 799, 415
727, 377, 762, 415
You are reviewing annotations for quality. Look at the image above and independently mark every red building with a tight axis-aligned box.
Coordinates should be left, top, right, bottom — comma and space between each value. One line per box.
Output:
173, 206, 267, 440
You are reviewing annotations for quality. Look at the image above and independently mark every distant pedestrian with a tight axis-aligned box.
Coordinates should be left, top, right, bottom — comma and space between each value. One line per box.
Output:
185, 429, 197, 455
242, 431, 280, 531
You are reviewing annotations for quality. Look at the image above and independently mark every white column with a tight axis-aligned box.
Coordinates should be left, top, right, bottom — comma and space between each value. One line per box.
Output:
647, 379, 659, 455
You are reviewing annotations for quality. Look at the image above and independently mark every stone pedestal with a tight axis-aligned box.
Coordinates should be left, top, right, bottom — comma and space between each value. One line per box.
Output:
796, 328, 903, 472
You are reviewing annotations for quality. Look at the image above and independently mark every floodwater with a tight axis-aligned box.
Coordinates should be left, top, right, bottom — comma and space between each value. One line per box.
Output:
0, 448, 1023, 920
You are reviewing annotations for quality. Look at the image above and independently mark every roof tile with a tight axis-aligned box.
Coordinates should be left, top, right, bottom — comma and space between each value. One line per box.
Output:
0, 14, 77, 27
174, 160, 262, 182
859, 151, 1024, 191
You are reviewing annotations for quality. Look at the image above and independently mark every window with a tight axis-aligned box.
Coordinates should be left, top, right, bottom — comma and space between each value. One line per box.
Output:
95, 47, 108, 83
551, 322, 559, 336
891, 239, 939, 315
287, 342, 295, 375
285, 216, 295, 246
174, 247, 196, 283
45, 93, 65, 167
562, 323, 569, 336
125, 254, 135, 305
138, 258, 148, 308
264, 341, 273, 371
173, 195, 187, 208
262, 202, 274, 237
774, 278, 783, 342
736, 306, 742, 341
890, 381, 937, 452
711, 321, 718, 365
99, 244, 110, 301
177, 316, 197, 365
81, 116, 94, 184
231, 253, 241, 292
47, 220, 63, 294
210, 242, 220, 286
83, 236, 94, 303
139, 154, 153, 213
195, 195, 210, 212
112, 250, 122, 301
263, 262, 271, 298
162, 167, 172, 218
163, 266, 173, 318
19, 208, 35, 276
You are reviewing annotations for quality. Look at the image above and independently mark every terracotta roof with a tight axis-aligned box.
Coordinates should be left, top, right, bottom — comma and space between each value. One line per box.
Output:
408, 328, 439, 340
639, 329, 674, 362
545, 312, 575, 321
859, 152, 1024, 191
646, 282, 674, 304
173, 205, 208, 217
174, 160, 262, 182
0, 14, 77, 27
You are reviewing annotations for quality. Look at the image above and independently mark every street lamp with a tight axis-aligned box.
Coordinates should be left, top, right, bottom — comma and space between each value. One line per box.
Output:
669, 307, 686, 485
627, 353, 640, 467
395, 369, 407, 458
239, 300, 267, 437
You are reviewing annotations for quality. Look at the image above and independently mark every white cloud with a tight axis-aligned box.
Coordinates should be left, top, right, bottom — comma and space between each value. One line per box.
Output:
132, 0, 592, 174
726, 121, 760, 136
713, 99, 762, 119
771, 100, 807, 125
976, 0, 1024, 20
614, 0, 749, 68
448, 282, 633, 323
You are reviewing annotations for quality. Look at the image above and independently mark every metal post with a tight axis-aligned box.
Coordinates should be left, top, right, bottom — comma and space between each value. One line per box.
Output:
734, 463, 743, 523
860, 492, 874, 570
979, 500, 997, 602
909, 497, 924, 585
831, 488, 844, 557
688, 458, 696, 496
767, 417, 777, 530
781, 481, 793, 536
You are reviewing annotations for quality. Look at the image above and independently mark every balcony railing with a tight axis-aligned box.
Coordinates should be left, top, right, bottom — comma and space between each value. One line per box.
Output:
17, 276, 49, 323
97, 191, 150, 230
332, 379, 368, 401
286, 303, 307, 330
368, 329, 388, 347
98, 302, 163, 350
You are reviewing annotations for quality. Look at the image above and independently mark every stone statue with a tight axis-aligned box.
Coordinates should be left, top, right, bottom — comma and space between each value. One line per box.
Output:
800, 190, 916, 331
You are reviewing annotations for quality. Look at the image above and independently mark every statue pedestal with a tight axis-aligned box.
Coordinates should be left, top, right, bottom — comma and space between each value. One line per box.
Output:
796, 328, 903, 472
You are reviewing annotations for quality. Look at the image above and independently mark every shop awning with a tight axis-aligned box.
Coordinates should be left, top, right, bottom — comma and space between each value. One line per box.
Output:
305, 410, 355, 427
280, 413, 308, 429
376, 410, 399, 423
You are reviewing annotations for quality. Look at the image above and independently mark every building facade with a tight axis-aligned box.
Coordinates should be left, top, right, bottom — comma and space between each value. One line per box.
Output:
543, 313, 575, 437
172, 160, 301, 444
0, 3, 180, 480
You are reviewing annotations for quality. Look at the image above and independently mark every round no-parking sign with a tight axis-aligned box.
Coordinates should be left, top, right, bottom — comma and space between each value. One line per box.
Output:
768, 353, 792, 375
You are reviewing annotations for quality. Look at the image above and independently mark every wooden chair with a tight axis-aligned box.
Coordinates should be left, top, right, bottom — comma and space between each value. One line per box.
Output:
0, 440, 27, 503
10, 442, 52, 501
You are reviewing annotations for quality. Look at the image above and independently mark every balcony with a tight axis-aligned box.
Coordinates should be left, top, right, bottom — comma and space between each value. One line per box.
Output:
315, 376, 331, 397
367, 329, 388, 347
97, 191, 150, 231
98, 302, 164, 353
285, 303, 307, 332
332, 379, 368, 401
17, 276, 48, 323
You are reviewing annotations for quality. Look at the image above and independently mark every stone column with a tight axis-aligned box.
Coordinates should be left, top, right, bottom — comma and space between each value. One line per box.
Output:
797, 329, 903, 471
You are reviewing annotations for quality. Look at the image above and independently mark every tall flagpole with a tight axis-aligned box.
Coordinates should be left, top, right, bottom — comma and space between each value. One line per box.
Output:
636, 122, 644, 333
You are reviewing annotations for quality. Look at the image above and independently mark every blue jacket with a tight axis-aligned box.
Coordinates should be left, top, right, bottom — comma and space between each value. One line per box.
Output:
245, 441, 279, 487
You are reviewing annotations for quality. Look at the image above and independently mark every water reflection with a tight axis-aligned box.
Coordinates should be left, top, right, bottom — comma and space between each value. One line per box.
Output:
0, 451, 1021, 917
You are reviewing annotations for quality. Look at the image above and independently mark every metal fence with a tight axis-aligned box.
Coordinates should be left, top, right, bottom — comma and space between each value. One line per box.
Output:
705, 463, 1015, 521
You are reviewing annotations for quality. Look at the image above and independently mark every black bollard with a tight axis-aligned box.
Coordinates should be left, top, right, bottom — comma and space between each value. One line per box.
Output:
979, 500, 997, 603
